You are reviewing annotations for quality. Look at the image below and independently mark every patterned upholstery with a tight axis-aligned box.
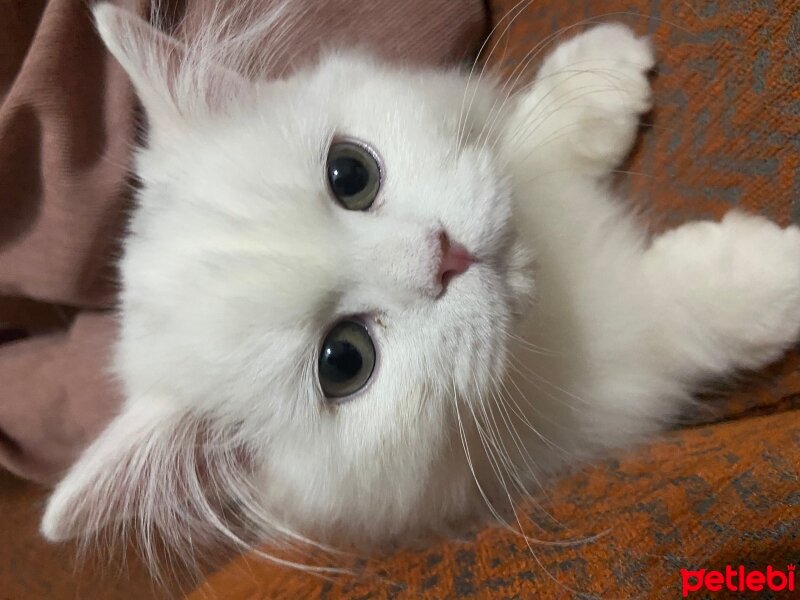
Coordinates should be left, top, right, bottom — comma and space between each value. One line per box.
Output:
190, 1, 800, 597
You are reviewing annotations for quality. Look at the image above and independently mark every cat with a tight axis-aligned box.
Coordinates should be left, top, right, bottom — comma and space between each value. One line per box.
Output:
40, 0, 800, 577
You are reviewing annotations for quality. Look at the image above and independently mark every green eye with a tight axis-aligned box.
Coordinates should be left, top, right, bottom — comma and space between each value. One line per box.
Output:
326, 141, 381, 210
318, 320, 376, 399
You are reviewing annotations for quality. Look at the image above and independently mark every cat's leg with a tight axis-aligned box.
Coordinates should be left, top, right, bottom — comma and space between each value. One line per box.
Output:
505, 25, 799, 459
644, 211, 800, 377
505, 23, 654, 178
535, 210, 800, 454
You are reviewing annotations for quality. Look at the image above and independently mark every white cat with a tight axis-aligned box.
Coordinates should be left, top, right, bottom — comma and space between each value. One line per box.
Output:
41, 2, 800, 576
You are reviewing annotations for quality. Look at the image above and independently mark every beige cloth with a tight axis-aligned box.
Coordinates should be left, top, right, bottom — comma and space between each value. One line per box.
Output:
0, 0, 488, 483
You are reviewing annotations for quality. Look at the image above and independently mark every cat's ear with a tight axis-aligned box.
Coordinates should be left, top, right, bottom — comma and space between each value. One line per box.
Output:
41, 398, 255, 572
40, 401, 175, 541
92, 3, 251, 133
39, 396, 249, 548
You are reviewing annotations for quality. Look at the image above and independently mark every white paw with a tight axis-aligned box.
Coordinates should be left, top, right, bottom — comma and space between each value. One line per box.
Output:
513, 23, 654, 174
650, 212, 800, 370
539, 23, 654, 112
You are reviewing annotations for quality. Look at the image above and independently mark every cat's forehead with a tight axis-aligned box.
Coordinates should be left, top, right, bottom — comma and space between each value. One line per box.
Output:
183, 53, 497, 181
288, 52, 496, 140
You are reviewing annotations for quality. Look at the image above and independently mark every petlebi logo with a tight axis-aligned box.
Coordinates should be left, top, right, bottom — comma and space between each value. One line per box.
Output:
681, 565, 796, 596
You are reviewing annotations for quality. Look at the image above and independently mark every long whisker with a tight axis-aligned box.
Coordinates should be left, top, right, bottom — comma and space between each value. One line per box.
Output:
509, 353, 592, 409
465, 380, 595, 597
456, 0, 535, 149
504, 74, 647, 158
478, 381, 540, 507
473, 11, 695, 156
451, 378, 510, 526
492, 376, 555, 498
488, 386, 561, 530
501, 365, 578, 462
505, 330, 561, 356
476, 17, 623, 149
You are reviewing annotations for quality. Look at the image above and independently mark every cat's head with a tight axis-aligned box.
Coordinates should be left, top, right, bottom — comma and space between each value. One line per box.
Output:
41, 2, 535, 568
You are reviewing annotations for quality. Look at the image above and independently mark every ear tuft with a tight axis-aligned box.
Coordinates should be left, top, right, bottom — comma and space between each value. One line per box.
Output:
40, 400, 265, 580
41, 402, 168, 542
91, 2, 118, 32
91, 1, 251, 136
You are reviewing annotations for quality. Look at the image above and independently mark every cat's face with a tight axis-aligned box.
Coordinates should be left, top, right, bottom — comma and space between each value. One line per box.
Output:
42, 3, 535, 558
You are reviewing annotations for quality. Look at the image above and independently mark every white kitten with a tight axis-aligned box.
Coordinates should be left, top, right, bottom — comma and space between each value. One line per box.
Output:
41, 2, 800, 577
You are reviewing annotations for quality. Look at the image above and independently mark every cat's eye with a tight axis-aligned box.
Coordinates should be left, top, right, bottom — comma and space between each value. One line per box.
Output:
318, 320, 376, 399
326, 141, 381, 210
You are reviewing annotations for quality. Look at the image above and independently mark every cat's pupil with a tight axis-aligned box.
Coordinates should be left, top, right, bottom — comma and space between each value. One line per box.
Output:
321, 340, 363, 383
317, 320, 376, 399
326, 141, 381, 210
329, 156, 369, 198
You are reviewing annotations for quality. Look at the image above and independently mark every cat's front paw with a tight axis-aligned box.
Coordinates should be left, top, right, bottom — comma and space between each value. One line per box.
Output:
515, 24, 654, 175
648, 212, 800, 370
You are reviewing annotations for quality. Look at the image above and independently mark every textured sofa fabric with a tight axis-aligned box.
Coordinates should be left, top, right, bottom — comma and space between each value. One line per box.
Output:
189, 1, 800, 598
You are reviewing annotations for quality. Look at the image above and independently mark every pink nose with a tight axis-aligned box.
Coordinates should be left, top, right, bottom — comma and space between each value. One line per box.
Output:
437, 231, 475, 288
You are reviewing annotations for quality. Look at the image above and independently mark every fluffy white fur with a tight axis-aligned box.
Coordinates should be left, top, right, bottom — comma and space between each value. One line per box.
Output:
41, 1, 800, 577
